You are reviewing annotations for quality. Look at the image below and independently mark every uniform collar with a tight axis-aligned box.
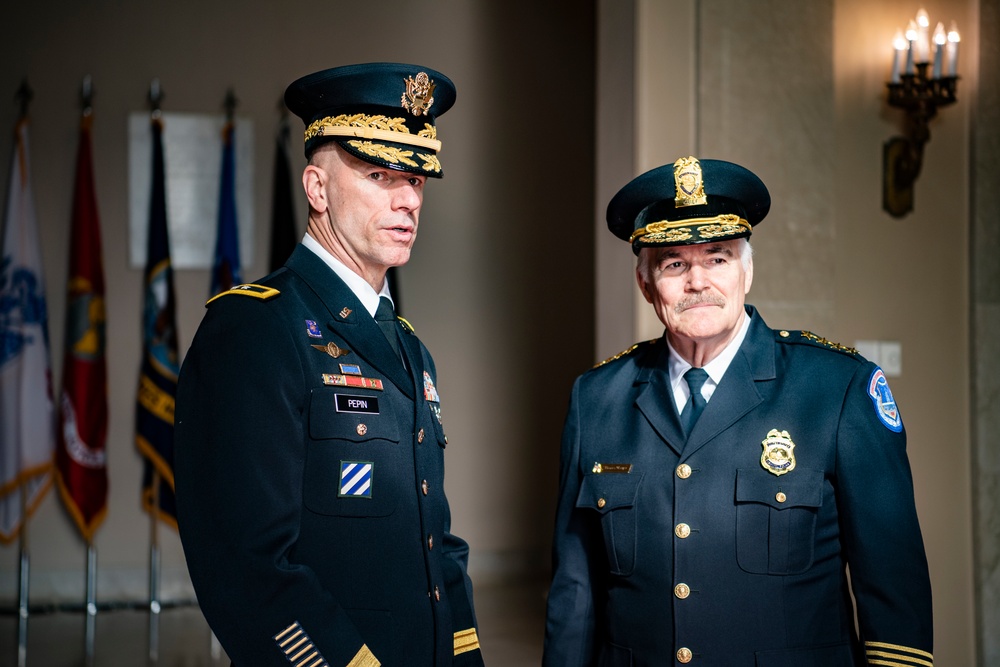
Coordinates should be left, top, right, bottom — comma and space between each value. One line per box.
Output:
302, 233, 394, 317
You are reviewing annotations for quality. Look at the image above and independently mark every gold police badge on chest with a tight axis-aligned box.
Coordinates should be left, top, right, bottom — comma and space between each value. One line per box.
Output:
760, 429, 796, 476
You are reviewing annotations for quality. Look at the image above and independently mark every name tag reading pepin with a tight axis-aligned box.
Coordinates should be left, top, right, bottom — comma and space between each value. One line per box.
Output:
335, 394, 380, 415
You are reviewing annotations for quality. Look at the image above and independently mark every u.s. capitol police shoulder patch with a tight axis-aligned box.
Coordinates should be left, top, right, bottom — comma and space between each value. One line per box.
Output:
868, 367, 902, 432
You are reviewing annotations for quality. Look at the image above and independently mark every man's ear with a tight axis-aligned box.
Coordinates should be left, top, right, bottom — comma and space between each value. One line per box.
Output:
743, 255, 754, 295
302, 164, 328, 214
635, 267, 654, 304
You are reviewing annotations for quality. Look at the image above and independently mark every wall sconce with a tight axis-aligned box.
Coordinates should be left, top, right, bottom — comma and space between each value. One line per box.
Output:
883, 9, 960, 217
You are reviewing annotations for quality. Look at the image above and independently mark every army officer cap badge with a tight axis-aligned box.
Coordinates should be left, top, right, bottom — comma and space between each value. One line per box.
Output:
284, 62, 456, 177
607, 156, 771, 254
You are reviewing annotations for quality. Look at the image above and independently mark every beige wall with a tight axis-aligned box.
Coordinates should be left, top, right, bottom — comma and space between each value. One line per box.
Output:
0, 0, 595, 601
599, 0, 977, 663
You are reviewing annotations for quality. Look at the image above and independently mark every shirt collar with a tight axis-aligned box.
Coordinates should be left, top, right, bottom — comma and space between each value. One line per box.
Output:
667, 309, 752, 390
301, 233, 393, 317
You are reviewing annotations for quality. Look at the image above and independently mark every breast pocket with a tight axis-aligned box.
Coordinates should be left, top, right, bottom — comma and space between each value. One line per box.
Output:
735, 468, 823, 575
576, 472, 643, 576
304, 388, 401, 518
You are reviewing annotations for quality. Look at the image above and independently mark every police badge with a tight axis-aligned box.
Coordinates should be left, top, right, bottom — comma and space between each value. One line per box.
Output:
760, 428, 796, 476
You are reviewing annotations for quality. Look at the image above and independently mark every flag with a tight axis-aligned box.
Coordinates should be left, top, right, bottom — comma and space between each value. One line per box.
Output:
135, 117, 179, 528
268, 117, 297, 272
55, 113, 108, 543
210, 120, 240, 294
0, 117, 55, 543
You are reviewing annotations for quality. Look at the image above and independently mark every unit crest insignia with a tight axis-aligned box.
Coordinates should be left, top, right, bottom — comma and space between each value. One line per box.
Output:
760, 428, 796, 476
402, 72, 436, 116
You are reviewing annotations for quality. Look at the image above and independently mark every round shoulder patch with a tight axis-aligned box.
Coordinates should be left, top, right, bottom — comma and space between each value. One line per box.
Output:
867, 367, 903, 432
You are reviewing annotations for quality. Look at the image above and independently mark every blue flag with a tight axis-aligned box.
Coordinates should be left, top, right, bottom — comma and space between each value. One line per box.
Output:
211, 121, 241, 295
135, 117, 179, 528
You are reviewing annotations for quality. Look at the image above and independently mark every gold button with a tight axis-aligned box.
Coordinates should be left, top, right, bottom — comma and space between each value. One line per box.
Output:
677, 647, 693, 663
675, 523, 691, 539
417, 428, 425, 443
676, 464, 692, 479
674, 583, 690, 599
597, 498, 606, 509
356, 423, 368, 436
776, 492, 786, 503
428, 534, 434, 550
434, 586, 440, 601
421, 480, 429, 495
779, 330, 790, 338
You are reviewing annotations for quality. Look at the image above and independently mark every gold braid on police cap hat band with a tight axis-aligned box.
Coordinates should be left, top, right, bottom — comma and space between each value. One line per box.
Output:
304, 113, 442, 151
629, 214, 752, 243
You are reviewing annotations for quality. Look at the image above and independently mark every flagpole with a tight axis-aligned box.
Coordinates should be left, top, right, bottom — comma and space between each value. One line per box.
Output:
149, 470, 161, 665
85, 541, 97, 666
17, 485, 30, 667
14, 79, 35, 667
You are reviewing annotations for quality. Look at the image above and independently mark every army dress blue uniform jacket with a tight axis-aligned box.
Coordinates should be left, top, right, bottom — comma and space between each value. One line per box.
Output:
543, 306, 933, 667
175, 245, 483, 667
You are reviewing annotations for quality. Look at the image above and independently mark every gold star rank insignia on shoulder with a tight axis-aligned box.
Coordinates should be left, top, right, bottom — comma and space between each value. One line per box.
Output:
761, 429, 796, 476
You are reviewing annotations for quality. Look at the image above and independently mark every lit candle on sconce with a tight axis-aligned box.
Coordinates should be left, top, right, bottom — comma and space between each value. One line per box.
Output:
932, 23, 946, 78
915, 8, 930, 63
947, 22, 961, 77
891, 29, 908, 83
905, 20, 918, 74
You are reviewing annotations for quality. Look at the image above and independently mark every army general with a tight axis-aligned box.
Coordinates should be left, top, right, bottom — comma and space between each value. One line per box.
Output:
543, 157, 933, 666
175, 63, 483, 667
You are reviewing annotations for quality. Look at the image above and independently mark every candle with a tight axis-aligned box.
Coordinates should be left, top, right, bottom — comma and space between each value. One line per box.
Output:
947, 22, 961, 76
905, 20, 918, 74
915, 9, 930, 63
891, 29, 908, 83
932, 23, 946, 78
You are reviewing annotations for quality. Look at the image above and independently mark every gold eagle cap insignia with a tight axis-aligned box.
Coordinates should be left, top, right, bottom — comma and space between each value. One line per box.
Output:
402, 72, 436, 117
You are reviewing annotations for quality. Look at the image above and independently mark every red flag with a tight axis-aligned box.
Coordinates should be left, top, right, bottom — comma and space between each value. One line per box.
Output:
55, 114, 108, 542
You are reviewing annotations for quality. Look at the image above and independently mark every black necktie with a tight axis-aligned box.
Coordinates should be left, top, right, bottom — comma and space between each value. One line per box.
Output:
374, 296, 402, 360
680, 368, 709, 435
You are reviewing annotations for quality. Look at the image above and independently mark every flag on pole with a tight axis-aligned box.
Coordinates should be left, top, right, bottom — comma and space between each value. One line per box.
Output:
0, 116, 55, 544
210, 119, 241, 295
135, 116, 179, 528
268, 116, 297, 272
55, 112, 108, 543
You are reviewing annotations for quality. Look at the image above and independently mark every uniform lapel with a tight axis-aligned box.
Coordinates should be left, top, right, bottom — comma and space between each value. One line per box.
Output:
286, 246, 415, 399
680, 307, 775, 457
398, 327, 424, 401
634, 339, 686, 456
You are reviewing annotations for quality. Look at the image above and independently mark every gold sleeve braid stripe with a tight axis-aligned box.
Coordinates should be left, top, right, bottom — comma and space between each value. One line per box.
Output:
345, 644, 380, 667
454, 628, 481, 655
865, 641, 933, 667
273, 621, 330, 667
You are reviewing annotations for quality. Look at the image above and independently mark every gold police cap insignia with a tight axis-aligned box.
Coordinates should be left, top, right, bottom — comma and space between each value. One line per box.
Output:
402, 72, 436, 116
760, 428, 796, 476
673, 156, 708, 207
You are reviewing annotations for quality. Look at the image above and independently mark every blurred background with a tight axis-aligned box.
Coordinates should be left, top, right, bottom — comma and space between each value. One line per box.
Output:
0, 0, 995, 665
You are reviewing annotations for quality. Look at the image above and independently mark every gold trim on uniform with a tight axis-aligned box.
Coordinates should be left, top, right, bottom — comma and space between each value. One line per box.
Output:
864, 641, 933, 667
401, 72, 436, 116
593, 339, 657, 369
304, 113, 442, 151
206, 283, 280, 305
346, 644, 381, 667
272, 621, 330, 667
346, 141, 442, 173
800, 331, 859, 355
673, 156, 708, 207
453, 628, 481, 655
628, 215, 751, 244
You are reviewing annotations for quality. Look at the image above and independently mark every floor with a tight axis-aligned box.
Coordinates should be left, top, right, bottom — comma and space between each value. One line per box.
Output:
0, 581, 548, 666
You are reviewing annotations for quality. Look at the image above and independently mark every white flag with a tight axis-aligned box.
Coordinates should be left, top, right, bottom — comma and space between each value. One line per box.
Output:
0, 118, 55, 543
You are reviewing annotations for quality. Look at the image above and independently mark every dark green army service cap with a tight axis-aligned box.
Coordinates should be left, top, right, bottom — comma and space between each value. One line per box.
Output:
284, 62, 456, 177
607, 156, 770, 254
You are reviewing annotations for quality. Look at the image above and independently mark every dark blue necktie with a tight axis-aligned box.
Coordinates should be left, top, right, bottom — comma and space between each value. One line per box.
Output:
374, 296, 402, 360
680, 367, 709, 435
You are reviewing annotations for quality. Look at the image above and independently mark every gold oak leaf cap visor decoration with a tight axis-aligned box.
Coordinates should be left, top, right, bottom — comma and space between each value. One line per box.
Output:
607, 156, 771, 254
284, 62, 456, 177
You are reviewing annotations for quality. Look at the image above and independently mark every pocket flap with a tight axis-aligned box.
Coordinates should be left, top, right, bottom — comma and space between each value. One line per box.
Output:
309, 388, 400, 443
735, 468, 823, 509
576, 472, 642, 514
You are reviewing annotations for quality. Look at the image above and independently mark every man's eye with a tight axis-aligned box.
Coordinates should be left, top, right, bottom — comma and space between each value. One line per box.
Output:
369, 172, 385, 181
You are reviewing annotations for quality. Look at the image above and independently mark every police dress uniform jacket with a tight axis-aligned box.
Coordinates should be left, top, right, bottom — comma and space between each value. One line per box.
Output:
543, 306, 933, 667
175, 244, 483, 667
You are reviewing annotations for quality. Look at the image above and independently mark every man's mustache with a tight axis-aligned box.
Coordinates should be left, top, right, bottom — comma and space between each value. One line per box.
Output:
675, 294, 725, 313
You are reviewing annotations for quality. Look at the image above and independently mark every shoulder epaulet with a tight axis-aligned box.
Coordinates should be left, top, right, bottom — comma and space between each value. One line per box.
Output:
777, 329, 858, 356
592, 338, 658, 369
205, 284, 281, 307
397, 316, 415, 334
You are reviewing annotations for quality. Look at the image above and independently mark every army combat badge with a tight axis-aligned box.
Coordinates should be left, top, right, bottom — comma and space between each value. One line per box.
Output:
760, 429, 796, 476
